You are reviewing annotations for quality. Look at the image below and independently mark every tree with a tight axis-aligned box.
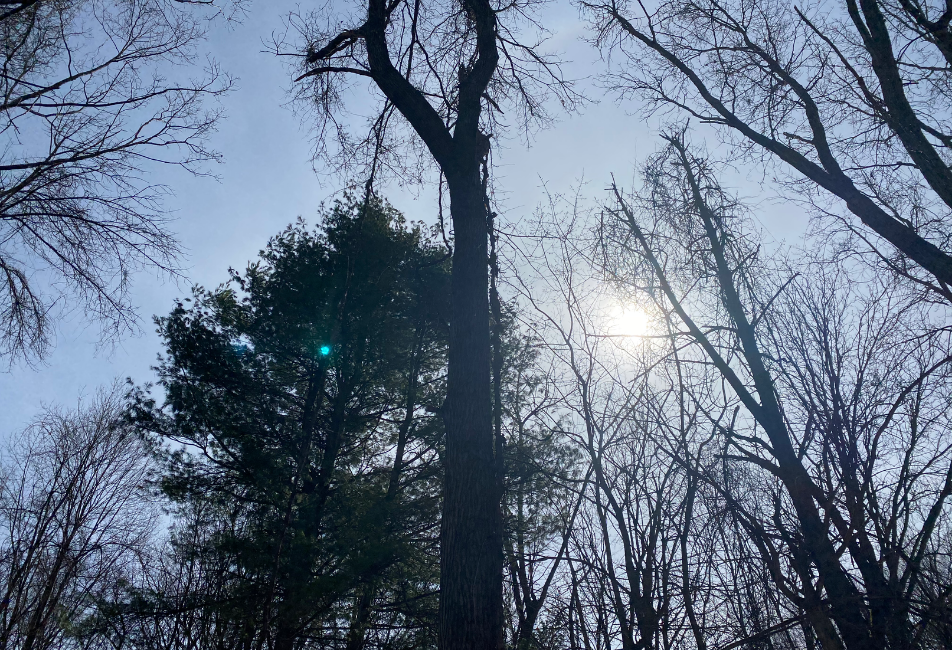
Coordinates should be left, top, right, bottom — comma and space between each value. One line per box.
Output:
585, 0, 952, 300
87, 501, 253, 650
601, 133, 952, 650
293, 5, 576, 647
508, 200, 717, 650
492, 312, 582, 650
133, 196, 451, 650
0, 0, 236, 363
0, 384, 156, 650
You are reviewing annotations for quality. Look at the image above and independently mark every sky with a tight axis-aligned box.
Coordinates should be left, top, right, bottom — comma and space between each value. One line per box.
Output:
0, 0, 806, 434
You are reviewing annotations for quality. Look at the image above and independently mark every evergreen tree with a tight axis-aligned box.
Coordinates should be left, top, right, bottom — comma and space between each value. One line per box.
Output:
132, 196, 450, 650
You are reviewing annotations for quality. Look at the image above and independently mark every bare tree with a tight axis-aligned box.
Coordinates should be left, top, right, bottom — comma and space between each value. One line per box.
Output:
0, 383, 157, 650
291, 3, 577, 649
87, 501, 278, 650
0, 0, 237, 363
505, 199, 720, 650
495, 324, 585, 650
585, 0, 952, 300
601, 133, 952, 650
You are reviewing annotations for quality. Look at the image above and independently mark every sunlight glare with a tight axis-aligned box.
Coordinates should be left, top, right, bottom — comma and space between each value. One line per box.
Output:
607, 303, 651, 338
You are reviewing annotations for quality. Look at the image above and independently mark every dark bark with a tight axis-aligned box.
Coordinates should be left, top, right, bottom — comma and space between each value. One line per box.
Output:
345, 588, 375, 650
605, 7, 952, 290
441, 174, 504, 650
849, 0, 952, 213
304, 2, 506, 646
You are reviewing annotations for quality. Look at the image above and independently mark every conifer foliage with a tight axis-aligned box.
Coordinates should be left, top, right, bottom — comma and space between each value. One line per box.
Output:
133, 196, 451, 650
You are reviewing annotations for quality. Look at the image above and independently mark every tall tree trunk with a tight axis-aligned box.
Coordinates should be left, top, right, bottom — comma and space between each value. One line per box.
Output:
309, 3, 505, 647
440, 173, 504, 650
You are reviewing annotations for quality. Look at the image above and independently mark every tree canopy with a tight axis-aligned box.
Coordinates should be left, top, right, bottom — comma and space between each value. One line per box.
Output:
131, 196, 451, 650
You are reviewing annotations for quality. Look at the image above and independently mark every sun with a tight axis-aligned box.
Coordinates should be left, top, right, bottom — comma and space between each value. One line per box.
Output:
606, 303, 651, 338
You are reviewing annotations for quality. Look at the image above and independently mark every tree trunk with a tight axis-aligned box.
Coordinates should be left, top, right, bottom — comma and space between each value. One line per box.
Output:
439, 173, 504, 650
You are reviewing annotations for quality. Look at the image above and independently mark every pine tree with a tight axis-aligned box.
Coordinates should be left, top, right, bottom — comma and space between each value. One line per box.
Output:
133, 196, 450, 650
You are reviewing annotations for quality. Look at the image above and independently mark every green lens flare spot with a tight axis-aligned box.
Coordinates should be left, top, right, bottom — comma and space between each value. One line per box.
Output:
319, 345, 331, 356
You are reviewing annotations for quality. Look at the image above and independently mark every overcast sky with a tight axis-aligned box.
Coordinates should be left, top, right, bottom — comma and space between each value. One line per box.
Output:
0, 0, 805, 434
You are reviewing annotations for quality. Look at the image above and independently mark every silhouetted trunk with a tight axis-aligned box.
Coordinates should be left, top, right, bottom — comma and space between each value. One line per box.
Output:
273, 625, 296, 650
440, 173, 504, 650
307, 2, 505, 647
